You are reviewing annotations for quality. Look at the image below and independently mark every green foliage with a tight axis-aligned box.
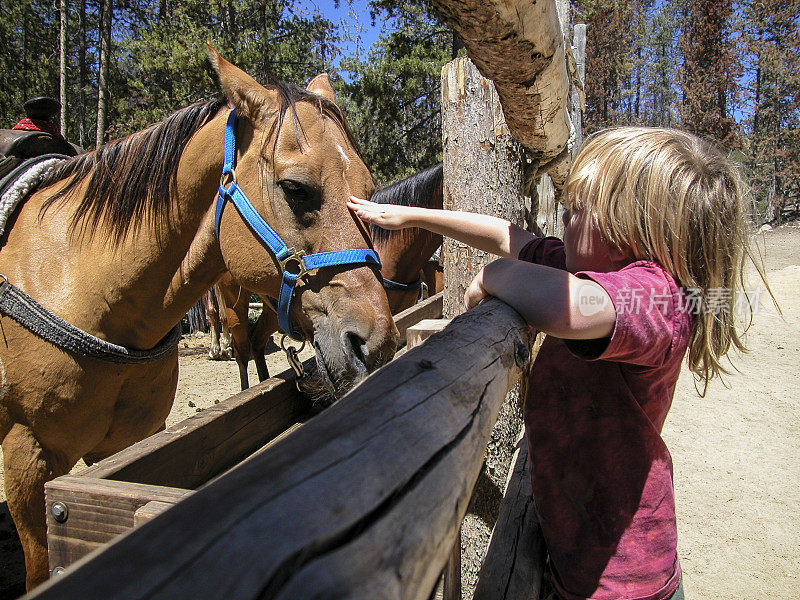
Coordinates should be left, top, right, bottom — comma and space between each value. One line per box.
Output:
107, 0, 340, 139
337, 1, 453, 185
0, 0, 796, 216
0, 1, 59, 129
741, 0, 800, 220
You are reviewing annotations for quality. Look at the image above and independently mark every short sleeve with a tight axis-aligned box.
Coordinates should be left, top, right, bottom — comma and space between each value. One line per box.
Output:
517, 236, 567, 270
568, 261, 687, 367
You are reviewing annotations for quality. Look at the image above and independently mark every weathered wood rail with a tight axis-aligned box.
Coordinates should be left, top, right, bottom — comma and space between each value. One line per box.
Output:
43, 292, 444, 574
28, 297, 530, 599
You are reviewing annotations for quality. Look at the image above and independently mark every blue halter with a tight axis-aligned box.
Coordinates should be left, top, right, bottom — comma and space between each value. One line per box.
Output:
215, 110, 381, 340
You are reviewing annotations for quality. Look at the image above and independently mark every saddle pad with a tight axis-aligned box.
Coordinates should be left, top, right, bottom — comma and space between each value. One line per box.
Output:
0, 154, 65, 238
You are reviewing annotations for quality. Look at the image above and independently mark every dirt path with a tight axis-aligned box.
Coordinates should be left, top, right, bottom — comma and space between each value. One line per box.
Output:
0, 225, 798, 599
663, 224, 800, 599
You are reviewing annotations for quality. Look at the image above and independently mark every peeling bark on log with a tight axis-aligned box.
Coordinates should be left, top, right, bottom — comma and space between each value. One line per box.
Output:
430, 0, 571, 181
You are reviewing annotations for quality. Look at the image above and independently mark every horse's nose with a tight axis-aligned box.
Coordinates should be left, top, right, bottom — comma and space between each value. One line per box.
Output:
342, 329, 370, 379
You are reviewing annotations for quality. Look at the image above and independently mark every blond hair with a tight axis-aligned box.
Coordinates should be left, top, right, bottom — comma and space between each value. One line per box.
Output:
564, 126, 771, 393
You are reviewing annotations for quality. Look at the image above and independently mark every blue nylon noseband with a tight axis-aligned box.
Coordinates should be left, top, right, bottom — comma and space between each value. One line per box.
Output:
215, 109, 381, 339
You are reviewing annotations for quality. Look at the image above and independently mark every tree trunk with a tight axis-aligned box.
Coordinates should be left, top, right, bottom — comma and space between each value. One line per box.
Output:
96, 0, 112, 148
59, 0, 68, 139
78, 0, 87, 147
441, 57, 529, 598
430, 0, 571, 185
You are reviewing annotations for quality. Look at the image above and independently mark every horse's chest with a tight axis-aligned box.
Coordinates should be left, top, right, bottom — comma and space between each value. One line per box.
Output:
106, 357, 179, 445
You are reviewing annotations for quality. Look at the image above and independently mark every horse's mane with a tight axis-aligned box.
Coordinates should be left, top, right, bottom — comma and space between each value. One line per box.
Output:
39, 98, 226, 242
369, 163, 443, 245
268, 80, 365, 163
38, 79, 363, 243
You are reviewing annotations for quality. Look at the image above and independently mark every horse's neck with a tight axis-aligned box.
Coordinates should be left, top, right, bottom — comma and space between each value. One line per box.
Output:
130, 111, 231, 344
42, 110, 228, 349
379, 229, 443, 284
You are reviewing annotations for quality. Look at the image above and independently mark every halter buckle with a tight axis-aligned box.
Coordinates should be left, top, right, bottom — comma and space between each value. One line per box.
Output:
279, 248, 308, 280
219, 168, 237, 189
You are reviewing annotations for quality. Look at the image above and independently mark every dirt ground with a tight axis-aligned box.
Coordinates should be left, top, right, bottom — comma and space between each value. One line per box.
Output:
0, 225, 798, 599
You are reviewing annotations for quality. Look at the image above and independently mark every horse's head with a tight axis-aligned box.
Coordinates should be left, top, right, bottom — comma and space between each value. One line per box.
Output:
208, 46, 398, 398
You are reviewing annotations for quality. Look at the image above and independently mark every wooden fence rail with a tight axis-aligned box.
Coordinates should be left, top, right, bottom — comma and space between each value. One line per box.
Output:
27, 298, 530, 600
44, 292, 445, 574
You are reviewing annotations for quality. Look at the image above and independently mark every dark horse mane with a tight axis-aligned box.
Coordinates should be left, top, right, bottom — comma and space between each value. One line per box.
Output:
369, 162, 443, 245
38, 81, 361, 243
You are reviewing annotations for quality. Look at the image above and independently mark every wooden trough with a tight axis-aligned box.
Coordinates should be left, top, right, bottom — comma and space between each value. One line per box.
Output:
44, 293, 445, 575
30, 295, 545, 600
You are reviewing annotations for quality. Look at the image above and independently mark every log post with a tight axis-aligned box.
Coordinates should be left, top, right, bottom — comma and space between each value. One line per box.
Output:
430, 0, 570, 168
571, 24, 587, 154
440, 57, 528, 597
440, 57, 528, 318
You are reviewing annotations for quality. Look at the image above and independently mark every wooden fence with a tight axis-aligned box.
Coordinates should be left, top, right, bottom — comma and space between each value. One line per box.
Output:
27, 296, 540, 599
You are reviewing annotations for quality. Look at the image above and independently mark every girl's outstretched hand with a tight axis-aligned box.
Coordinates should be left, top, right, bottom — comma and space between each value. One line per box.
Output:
347, 196, 415, 230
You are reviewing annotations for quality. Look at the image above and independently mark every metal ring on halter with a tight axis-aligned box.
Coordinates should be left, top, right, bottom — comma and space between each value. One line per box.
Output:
278, 248, 308, 280
219, 168, 237, 189
280, 334, 306, 380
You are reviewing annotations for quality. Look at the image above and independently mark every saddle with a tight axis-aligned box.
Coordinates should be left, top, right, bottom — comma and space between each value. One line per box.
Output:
0, 128, 78, 194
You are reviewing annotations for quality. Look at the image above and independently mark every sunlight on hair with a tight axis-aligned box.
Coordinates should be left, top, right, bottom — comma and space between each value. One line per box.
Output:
566, 127, 779, 394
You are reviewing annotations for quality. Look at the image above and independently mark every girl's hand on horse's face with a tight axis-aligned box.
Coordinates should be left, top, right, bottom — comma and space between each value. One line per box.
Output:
347, 196, 414, 230
464, 268, 489, 311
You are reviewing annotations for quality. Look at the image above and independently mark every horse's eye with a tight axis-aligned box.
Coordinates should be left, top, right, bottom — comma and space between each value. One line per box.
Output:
278, 180, 320, 221
279, 180, 310, 200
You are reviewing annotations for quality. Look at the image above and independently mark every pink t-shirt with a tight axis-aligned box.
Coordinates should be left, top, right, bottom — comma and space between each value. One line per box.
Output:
519, 237, 689, 600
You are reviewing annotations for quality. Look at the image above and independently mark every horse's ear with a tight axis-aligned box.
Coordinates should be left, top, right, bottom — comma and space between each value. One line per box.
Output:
206, 42, 273, 120
307, 73, 336, 103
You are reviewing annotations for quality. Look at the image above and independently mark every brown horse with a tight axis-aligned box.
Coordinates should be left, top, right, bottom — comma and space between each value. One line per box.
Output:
213, 271, 277, 388
370, 163, 444, 314
0, 45, 397, 589
213, 163, 444, 390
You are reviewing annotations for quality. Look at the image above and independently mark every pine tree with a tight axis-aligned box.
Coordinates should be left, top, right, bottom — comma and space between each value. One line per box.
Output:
643, 0, 680, 127
679, 0, 740, 146
741, 0, 800, 222
338, 0, 453, 184
573, 0, 634, 132
0, 1, 59, 129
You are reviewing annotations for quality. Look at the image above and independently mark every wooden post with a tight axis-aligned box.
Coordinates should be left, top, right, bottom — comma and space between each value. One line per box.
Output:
440, 57, 528, 597
440, 57, 528, 318
572, 23, 587, 154
473, 434, 547, 600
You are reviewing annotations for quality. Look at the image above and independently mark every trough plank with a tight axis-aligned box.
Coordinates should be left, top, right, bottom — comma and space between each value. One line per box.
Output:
407, 318, 451, 350
28, 298, 530, 600
45, 477, 191, 575
133, 501, 177, 527
394, 292, 444, 345
74, 295, 441, 490
79, 369, 313, 489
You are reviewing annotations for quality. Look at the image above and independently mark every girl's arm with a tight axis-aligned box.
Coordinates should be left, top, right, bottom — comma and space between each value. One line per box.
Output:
347, 196, 537, 259
467, 258, 616, 340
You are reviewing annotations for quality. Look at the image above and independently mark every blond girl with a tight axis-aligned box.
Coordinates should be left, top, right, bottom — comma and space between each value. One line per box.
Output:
349, 127, 767, 600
